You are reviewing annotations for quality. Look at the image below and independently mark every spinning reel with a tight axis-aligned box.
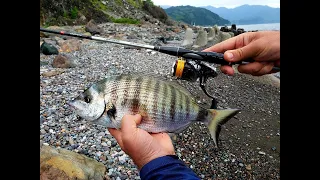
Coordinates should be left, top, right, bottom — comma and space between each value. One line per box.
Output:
172, 57, 219, 109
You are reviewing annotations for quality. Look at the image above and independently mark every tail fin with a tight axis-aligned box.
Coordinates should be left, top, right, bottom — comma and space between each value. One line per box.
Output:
206, 109, 240, 148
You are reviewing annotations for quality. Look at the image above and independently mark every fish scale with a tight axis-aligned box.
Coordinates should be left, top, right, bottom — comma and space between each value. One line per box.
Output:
69, 74, 240, 147
135, 77, 153, 120
103, 75, 200, 132
151, 79, 161, 116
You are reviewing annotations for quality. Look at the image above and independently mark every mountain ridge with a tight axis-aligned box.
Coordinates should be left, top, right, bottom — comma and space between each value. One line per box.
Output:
160, 4, 280, 25
164, 5, 230, 26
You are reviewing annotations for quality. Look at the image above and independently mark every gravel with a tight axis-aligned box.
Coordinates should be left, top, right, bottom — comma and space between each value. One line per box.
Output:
40, 22, 280, 180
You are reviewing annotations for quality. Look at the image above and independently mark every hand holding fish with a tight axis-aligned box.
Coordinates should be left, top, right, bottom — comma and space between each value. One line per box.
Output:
108, 114, 175, 169
203, 30, 280, 76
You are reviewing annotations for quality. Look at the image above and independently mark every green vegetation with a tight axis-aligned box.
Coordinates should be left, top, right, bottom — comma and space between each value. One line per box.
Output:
63, 11, 68, 18
70, 7, 78, 19
127, 0, 140, 8
112, 18, 140, 24
145, 0, 154, 6
40, 0, 170, 26
115, 0, 123, 6
62, 7, 78, 19
142, 0, 168, 24
91, 0, 108, 11
165, 5, 230, 26
40, 0, 110, 26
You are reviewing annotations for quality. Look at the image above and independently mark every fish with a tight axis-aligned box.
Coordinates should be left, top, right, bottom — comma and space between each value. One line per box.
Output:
68, 74, 240, 147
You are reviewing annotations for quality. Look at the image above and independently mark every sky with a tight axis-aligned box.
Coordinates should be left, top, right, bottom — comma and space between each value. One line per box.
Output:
151, 0, 280, 8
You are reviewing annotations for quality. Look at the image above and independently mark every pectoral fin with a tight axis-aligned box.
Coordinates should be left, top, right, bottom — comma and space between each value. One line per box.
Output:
106, 101, 117, 123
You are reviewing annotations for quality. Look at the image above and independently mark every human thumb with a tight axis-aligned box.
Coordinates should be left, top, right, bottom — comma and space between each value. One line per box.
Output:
121, 114, 142, 136
224, 44, 257, 62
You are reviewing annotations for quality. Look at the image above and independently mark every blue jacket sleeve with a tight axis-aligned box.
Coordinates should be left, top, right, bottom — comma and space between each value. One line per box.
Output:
139, 155, 200, 180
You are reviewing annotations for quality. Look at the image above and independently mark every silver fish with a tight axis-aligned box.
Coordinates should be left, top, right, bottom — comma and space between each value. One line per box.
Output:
68, 74, 240, 147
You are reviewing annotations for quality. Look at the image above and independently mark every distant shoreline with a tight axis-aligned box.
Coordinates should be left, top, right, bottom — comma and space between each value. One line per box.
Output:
218, 22, 280, 31
202, 23, 280, 31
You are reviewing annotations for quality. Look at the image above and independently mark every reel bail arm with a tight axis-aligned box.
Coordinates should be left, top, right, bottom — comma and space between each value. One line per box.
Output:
199, 73, 218, 109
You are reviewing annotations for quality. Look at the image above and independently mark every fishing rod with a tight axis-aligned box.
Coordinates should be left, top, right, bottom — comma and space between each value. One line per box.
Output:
41, 27, 278, 67
40, 27, 280, 108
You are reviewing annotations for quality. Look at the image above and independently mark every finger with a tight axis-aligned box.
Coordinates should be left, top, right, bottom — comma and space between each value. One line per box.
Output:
203, 32, 255, 53
251, 63, 275, 76
202, 36, 238, 53
224, 42, 258, 62
220, 66, 235, 75
238, 62, 272, 76
238, 62, 264, 75
121, 114, 142, 134
120, 114, 143, 144
108, 128, 121, 139
108, 128, 124, 148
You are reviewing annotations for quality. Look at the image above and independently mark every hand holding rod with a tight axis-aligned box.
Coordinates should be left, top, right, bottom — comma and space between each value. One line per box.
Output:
155, 46, 280, 71
40, 27, 280, 71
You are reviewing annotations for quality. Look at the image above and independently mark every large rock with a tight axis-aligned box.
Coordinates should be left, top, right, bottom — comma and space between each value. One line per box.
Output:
85, 19, 104, 35
213, 25, 220, 35
181, 28, 193, 46
40, 145, 108, 180
52, 54, 76, 68
228, 32, 235, 37
209, 31, 233, 45
220, 26, 230, 32
192, 29, 207, 48
220, 31, 232, 41
40, 42, 59, 55
231, 24, 237, 31
57, 39, 82, 53
207, 27, 216, 41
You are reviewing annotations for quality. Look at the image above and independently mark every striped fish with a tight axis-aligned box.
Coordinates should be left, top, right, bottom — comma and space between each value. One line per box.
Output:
68, 74, 240, 147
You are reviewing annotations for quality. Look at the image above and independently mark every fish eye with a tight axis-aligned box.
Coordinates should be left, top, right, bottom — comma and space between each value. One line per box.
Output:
84, 96, 91, 103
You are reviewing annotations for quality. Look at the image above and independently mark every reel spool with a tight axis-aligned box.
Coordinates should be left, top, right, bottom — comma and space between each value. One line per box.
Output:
172, 57, 219, 109
172, 57, 201, 82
